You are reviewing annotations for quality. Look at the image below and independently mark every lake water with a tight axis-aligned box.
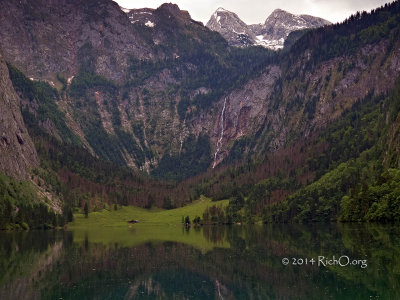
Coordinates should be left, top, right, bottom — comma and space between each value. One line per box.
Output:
0, 223, 399, 299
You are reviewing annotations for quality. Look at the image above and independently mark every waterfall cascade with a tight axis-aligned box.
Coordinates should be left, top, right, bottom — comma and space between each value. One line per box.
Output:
212, 97, 227, 168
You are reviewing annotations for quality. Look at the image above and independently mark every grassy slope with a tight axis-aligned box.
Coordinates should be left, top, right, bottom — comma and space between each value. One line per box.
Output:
67, 197, 230, 251
69, 196, 229, 228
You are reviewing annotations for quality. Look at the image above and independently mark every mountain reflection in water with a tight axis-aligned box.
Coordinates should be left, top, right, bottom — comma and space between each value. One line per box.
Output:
0, 223, 399, 299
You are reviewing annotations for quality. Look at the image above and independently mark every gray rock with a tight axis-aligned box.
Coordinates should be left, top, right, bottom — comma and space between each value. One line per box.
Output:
0, 50, 38, 179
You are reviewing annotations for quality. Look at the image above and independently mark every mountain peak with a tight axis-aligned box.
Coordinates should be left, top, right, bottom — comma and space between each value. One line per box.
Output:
126, 3, 193, 28
271, 8, 289, 14
156, 2, 192, 24
158, 3, 180, 13
206, 7, 253, 47
211, 7, 237, 20
216, 7, 230, 13
266, 8, 296, 23
206, 7, 330, 50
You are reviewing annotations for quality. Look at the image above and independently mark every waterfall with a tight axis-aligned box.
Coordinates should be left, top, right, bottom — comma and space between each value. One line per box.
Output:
213, 97, 227, 168
215, 279, 224, 299
179, 114, 187, 155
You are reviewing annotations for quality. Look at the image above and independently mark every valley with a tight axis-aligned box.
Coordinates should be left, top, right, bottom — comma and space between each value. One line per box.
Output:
0, 0, 399, 228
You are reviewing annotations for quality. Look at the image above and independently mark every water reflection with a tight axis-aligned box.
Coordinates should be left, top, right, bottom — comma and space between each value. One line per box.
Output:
0, 224, 399, 299
203, 225, 226, 245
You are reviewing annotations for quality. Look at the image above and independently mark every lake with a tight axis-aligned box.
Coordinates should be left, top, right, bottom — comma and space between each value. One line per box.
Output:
0, 223, 399, 299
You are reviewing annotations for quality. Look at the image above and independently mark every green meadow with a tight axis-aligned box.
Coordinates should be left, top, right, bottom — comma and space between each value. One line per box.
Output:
69, 196, 228, 228
68, 197, 230, 252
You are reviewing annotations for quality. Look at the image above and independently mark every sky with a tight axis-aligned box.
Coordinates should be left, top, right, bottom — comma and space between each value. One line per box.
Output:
114, 0, 392, 24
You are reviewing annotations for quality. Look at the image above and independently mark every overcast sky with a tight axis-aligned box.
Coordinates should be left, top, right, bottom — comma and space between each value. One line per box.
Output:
114, 0, 392, 24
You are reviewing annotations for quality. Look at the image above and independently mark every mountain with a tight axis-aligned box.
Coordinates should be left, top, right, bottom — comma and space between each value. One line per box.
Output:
206, 7, 331, 49
0, 0, 231, 173
0, 0, 153, 83
0, 0, 279, 178
0, 0, 400, 227
205, 8, 256, 47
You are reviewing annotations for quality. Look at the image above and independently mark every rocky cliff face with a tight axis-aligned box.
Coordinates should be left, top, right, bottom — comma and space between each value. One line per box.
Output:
206, 8, 330, 49
0, 0, 224, 173
0, 0, 151, 83
0, 50, 38, 179
212, 38, 400, 164
0, 0, 236, 174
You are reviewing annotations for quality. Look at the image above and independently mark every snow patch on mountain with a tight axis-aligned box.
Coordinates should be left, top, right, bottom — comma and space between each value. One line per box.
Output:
120, 7, 130, 13
145, 20, 155, 27
123, 8, 157, 26
254, 35, 284, 50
